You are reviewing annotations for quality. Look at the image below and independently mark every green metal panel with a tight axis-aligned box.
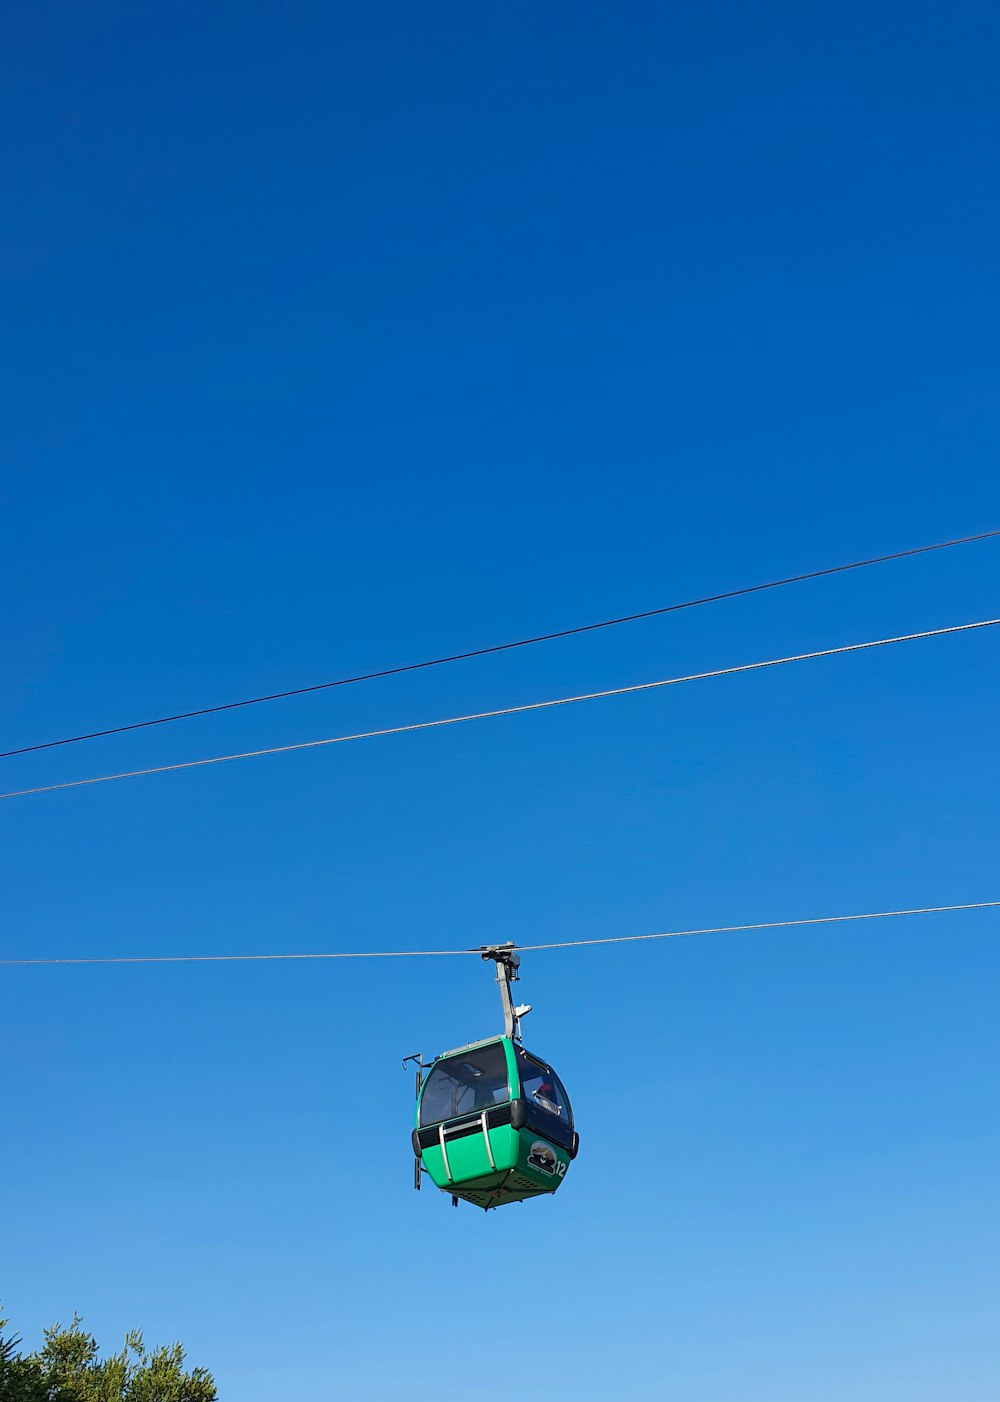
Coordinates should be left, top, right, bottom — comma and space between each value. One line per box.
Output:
422, 1123, 520, 1190
420, 1124, 572, 1211
513, 1125, 571, 1191
499, 1036, 518, 1090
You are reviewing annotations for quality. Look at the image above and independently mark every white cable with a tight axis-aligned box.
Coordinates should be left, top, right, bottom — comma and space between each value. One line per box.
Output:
2, 617, 997, 801
517, 900, 1000, 949
2, 900, 997, 965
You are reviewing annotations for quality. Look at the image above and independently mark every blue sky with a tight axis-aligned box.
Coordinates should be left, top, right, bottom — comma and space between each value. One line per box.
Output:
2, 2, 999, 1398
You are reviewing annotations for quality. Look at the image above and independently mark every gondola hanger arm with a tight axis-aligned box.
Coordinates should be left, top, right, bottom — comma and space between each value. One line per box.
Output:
479, 943, 532, 1041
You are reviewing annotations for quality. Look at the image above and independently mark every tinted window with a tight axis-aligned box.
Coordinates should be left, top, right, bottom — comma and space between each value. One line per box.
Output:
516, 1051, 572, 1126
419, 1043, 511, 1126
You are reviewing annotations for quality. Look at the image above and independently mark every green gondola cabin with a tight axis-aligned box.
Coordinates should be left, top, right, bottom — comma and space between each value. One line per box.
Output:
408, 943, 578, 1211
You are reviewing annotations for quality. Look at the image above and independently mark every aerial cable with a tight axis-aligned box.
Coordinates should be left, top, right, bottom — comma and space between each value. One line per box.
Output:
2, 527, 997, 762
2, 900, 997, 965
1, 615, 996, 802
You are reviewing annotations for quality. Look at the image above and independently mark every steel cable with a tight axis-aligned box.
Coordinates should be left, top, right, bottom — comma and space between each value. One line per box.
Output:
2, 900, 997, 965
2, 616, 997, 801
4, 527, 997, 761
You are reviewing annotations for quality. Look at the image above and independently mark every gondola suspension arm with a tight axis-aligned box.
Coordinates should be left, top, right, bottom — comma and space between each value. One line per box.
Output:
479, 942, 532, 1041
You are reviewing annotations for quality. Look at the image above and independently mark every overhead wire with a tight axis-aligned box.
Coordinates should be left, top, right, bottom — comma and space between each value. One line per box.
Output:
2, 615, 997, 801
3, 527, 997, 761
2, 900, 997, 965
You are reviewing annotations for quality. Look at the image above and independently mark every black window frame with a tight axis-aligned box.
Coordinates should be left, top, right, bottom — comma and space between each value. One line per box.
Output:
418, 1041, 513, 1128
515, 1047, 574, 1129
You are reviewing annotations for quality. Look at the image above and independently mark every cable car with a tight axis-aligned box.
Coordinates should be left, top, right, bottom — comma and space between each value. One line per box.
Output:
407, 944, 578, 1210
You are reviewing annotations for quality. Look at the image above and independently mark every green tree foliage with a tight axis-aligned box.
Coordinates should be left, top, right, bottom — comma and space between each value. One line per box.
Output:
0, 1316, 47, 1402
0, 1311, 216, 1402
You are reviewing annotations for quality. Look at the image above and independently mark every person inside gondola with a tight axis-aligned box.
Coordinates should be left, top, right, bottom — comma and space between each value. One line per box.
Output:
534, 1076, 561, 1116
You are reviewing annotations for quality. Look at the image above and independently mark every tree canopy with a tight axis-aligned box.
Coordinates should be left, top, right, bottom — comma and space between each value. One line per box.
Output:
0, 1312, 216, 1402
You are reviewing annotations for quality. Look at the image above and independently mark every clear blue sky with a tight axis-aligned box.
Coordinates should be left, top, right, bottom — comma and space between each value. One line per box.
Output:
3, 2, 999, 1397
